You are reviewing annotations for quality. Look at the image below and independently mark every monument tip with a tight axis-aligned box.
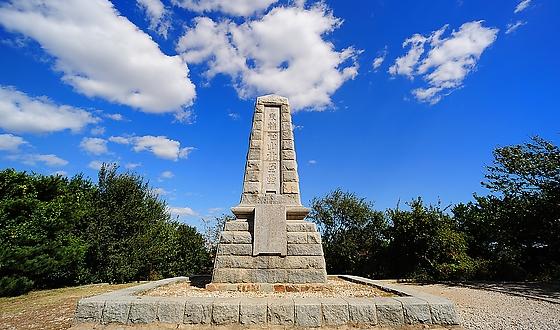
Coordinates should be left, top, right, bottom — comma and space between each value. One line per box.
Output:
256, 94, 289, 105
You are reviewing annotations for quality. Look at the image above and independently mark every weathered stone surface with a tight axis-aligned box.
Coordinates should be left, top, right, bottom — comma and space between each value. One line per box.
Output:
375, 297, 404, 325
268, 298, 294, 325
157, 298, 186, 323
287, 269, 327, 283
217, 244, 252, 256
395, 297, 431, 324
428, 300, 460, 325
220, 231, 252, 244
214, 256, 268, 269
212, 269, 250, 283
322, 298, 349, 326
244, 170, 259, 182
212, 298, 240, 325
282, 170, 298, 182
184, 298, 213, 324
223, 221, 249, 232
103, 299, 131, 324
287, 232, 307, 244
294, 298, 322, 327
239, 298, 267, 325
287, 243, 324, 256
307, 232, 322, 243
282, 139, 294, 150
281, 160, 297, 171
75, 298, 104, 323
128, 298, 158, 324
282, 149, 295, 160
286, 222, 317, 232
345, 297, 377, 325
242, 182, 259, 194
253, 204, 286, 256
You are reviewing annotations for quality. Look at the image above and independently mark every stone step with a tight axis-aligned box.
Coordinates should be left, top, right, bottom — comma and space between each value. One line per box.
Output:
214, 255, 326, 269
212, 268, 327, 284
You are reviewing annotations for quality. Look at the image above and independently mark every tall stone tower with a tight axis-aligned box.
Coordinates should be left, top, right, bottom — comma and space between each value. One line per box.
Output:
211, 95, 327, 286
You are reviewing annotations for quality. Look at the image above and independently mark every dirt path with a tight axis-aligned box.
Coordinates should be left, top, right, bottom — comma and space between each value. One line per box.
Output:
0, 283, 137, 330
400, 282, 560, 330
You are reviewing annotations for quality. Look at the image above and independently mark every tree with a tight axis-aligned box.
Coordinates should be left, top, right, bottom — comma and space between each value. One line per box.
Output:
308, 189, 389, 277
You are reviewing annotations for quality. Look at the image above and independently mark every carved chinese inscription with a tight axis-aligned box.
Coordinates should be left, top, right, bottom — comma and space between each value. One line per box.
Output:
263, 106, 280, 194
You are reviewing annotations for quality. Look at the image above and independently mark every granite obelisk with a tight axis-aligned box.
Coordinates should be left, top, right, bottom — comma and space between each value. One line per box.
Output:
211, 95, 327, 284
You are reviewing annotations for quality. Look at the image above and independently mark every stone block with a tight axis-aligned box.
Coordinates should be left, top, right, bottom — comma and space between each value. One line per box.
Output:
214, 256, 268, 269
283, 182, 299, 194
250, 138, 261, 149
217, 244, 252, 256
253, 120, 262, 130
345, 297, 377, 325
244, 170, 259, 182
75, 298, 104, 323
240, 298, 267, 325
212, 268, 250, 283
395, 297, 431, 324
282, 170, 298, 182
284, 256, 326, 269
212, 298, 240, 325
268, 298, 295, 325
184, 298, 213, 324
103, 299, 131, 324
375, 297, 404, 325
128, 298, 158, 324
267, 269, 288, 283
307, 232, 322, 243
246, 160, 260, 171
243, 182, 260, 194
281, 112, 291, 122
281, 121, 292, 131
223, 221, 249, 231
282, 139, 294, 150
247, 147, 261, 160
282, 160, 297, 171
220, 231, 252, 244
286, 222, 316, 232
254, 113, 263, 121
251, 129, 262, 140
287, 243, 323, 256
157, 299, 186, 323
428, 300, 460, 325
294, 298, 322, 327
281, 129, 293, 140
287, 269, 327, 283
321, 298, 349, 326
287, 232, 308, 244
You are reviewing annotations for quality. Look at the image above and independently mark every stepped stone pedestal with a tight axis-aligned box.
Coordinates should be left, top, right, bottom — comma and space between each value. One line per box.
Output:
211, 95, 327, 286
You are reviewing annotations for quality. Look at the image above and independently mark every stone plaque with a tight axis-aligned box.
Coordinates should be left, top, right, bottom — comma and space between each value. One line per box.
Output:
263, 106, 280, 194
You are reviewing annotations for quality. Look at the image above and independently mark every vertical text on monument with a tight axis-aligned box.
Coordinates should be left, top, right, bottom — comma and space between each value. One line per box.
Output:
263, 106, 280, 194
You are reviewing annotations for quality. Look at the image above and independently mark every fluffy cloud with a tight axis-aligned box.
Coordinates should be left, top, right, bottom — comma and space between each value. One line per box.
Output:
125, 162, 142, 169
80, 137, 109, 155
372, 47, 387, 70
172, 0, 278, 16
159, 170, 175, 179
137, 0, 171, 38
110, 135, 194, 161
0, 86, 99, 134
8, 153, 68, 167
88, 160, 104, 170
0, 0, 195, 114
506, 21, 527, 34
167, 206, 197, 217
90, 126, 106, 136
177, 4, 359, 110
515, 0, 531, 13
389, 21, 498, 104
0, 134, 27, 152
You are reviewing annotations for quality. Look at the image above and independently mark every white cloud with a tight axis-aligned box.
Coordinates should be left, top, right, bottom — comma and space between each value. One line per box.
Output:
0, 86, 99, 134
389, 21, 498, 104
52, 170, 67, 176
88, 160, 105, 170
228, 112, 240, 120
152, 187, 169, 196
0, 0, 196, 114
372, 47, 387, 70
0, 134, 27, 152
159, 170, 175, 179
109, 135, 194, 161
80, 137, 109, 155
105, 113, 125, 121
90, 126, 106, 136
177, 4, 359, 110
515, 0, 531, 13
506, 21, 527, 34
308, 159, 317, 165
125, 162, 142, 169
172, 0, 278, 16
137, 0, 171, 38
167, 205, 197, 217
8, 153, 68, 167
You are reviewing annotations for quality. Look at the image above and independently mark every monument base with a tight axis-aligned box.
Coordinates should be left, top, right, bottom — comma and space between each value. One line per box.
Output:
205, 282, 332, 292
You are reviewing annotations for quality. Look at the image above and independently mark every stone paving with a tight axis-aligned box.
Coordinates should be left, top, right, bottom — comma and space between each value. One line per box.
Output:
74, 275, 460, 327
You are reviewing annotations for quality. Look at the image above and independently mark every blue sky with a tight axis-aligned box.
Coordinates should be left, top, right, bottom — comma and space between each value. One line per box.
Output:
0, 0, 558, 229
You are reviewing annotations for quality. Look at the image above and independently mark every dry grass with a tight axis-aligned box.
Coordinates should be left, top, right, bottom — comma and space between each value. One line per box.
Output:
0, 283, 138, 330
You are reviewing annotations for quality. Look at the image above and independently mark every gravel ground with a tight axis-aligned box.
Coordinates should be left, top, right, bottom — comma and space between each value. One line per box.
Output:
401, 282, 560, 330
143, 278, 392, 298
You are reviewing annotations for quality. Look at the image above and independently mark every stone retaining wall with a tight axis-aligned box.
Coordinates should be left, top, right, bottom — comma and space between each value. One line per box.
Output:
74, 276, 460, 327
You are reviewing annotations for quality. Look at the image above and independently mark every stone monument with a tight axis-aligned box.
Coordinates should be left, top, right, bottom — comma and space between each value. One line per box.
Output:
211, 95, 327, 287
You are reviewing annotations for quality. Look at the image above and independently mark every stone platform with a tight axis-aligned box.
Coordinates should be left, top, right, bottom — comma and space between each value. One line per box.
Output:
74, 275, 460, 327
